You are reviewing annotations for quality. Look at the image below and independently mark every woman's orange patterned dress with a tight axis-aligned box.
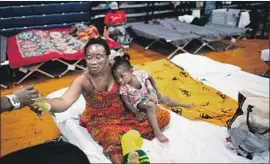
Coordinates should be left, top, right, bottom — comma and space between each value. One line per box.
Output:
79, 83, 170, 157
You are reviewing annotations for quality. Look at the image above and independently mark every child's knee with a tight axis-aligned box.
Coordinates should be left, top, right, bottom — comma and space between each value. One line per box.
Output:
145, 101, 155, 110
138, 100, 155, 111
159, 95, 169, 103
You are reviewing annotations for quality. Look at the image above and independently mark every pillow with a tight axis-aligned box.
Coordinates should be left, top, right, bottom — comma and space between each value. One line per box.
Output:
261, 49, 269, 62
170, 53, 241, 80
47, 88, 86, 123
210, 9, 226, 25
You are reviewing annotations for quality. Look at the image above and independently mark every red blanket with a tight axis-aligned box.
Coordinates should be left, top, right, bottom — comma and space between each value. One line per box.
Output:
8, 28, 120, 69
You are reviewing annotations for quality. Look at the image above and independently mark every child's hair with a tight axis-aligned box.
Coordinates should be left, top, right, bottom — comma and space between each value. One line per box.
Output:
112, 53, 132, 72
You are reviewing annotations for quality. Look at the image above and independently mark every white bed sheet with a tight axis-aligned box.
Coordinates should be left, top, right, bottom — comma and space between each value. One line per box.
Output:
170, 53, 241, 80
58, 111, 269, 163
202, 70, 269, 100
170, 53, 269, 100
48, 92, 269, 163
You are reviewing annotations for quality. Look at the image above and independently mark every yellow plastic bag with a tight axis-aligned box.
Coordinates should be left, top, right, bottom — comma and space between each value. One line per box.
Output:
121, 130, 143, 156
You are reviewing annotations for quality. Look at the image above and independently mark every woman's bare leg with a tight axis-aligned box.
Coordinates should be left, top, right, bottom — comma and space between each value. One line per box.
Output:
137, 100, 169, 143
111, 154, 123, 164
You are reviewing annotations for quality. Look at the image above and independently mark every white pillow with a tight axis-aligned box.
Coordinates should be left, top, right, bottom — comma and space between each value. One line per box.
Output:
261, 49, 269, 62
47, 87, 86, 123
170, 53, 241, 80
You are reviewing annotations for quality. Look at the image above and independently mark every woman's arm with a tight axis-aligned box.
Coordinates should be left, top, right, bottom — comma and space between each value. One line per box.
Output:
120, 95, 138, 115
45, 76, 84, 113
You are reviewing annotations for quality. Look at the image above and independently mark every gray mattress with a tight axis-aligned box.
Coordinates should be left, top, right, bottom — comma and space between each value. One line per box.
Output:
155, 18, 247, 42
155, 18, 224, 41
204, 23, 247, 36
131, 22, 199, 46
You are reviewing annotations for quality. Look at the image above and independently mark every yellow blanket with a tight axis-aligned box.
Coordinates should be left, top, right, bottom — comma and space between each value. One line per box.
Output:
135, 59, 237, 127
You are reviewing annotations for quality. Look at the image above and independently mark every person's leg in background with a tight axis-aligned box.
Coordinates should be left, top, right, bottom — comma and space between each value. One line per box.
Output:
248, 9, 260, 39
116, 25, 132, 45
108, 26, 120, 41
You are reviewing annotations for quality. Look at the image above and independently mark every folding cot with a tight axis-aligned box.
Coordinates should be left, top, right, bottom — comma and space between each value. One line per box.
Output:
0, 2, 123, 84
204, 24, 249, 50
130, 22, 200, 59
154, 18, 218, 55
205, 8, 251, 50
6, 28, 82, 84
149, 11, 249, 57
7, 29, 121, 84
130, 8, 250, 59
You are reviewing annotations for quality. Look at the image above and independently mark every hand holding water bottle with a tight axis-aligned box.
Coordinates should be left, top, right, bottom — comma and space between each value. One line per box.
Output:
28, 95, 51, 119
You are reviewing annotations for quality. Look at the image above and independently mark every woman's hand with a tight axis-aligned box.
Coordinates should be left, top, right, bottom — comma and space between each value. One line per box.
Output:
135, 112, 146, 122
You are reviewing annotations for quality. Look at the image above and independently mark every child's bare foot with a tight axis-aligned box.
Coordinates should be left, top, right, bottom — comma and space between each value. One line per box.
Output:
154, 131, 169, 143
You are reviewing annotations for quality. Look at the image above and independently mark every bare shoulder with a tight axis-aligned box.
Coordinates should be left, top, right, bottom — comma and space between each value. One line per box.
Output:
77, 73, 93, 93
72, 74, 87, 85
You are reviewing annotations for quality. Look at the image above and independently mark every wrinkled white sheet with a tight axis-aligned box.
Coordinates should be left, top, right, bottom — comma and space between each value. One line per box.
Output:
170, 53, 241, 80
203, 71, 269, 100
48, 53, 269, 163
48, 88, 268, 163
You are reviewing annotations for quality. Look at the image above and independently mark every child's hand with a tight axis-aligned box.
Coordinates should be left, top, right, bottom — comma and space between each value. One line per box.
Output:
156, 91, 162, 100
135, 112, 146, 122
148, 93, 158, 104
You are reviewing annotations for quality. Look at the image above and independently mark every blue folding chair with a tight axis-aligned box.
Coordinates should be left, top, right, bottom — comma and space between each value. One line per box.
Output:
70, 12, 90, 22
32, 4, 55, 15
73, 2, 90, 12
12, 5, 33, 17
52, 3, 73, 14
0, 17, 14, 29
0, 28, 16, 37
13, 16, 34, 28
53, 13, 71, 24
0, 6, 13, 17
33, 14, 56, 26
